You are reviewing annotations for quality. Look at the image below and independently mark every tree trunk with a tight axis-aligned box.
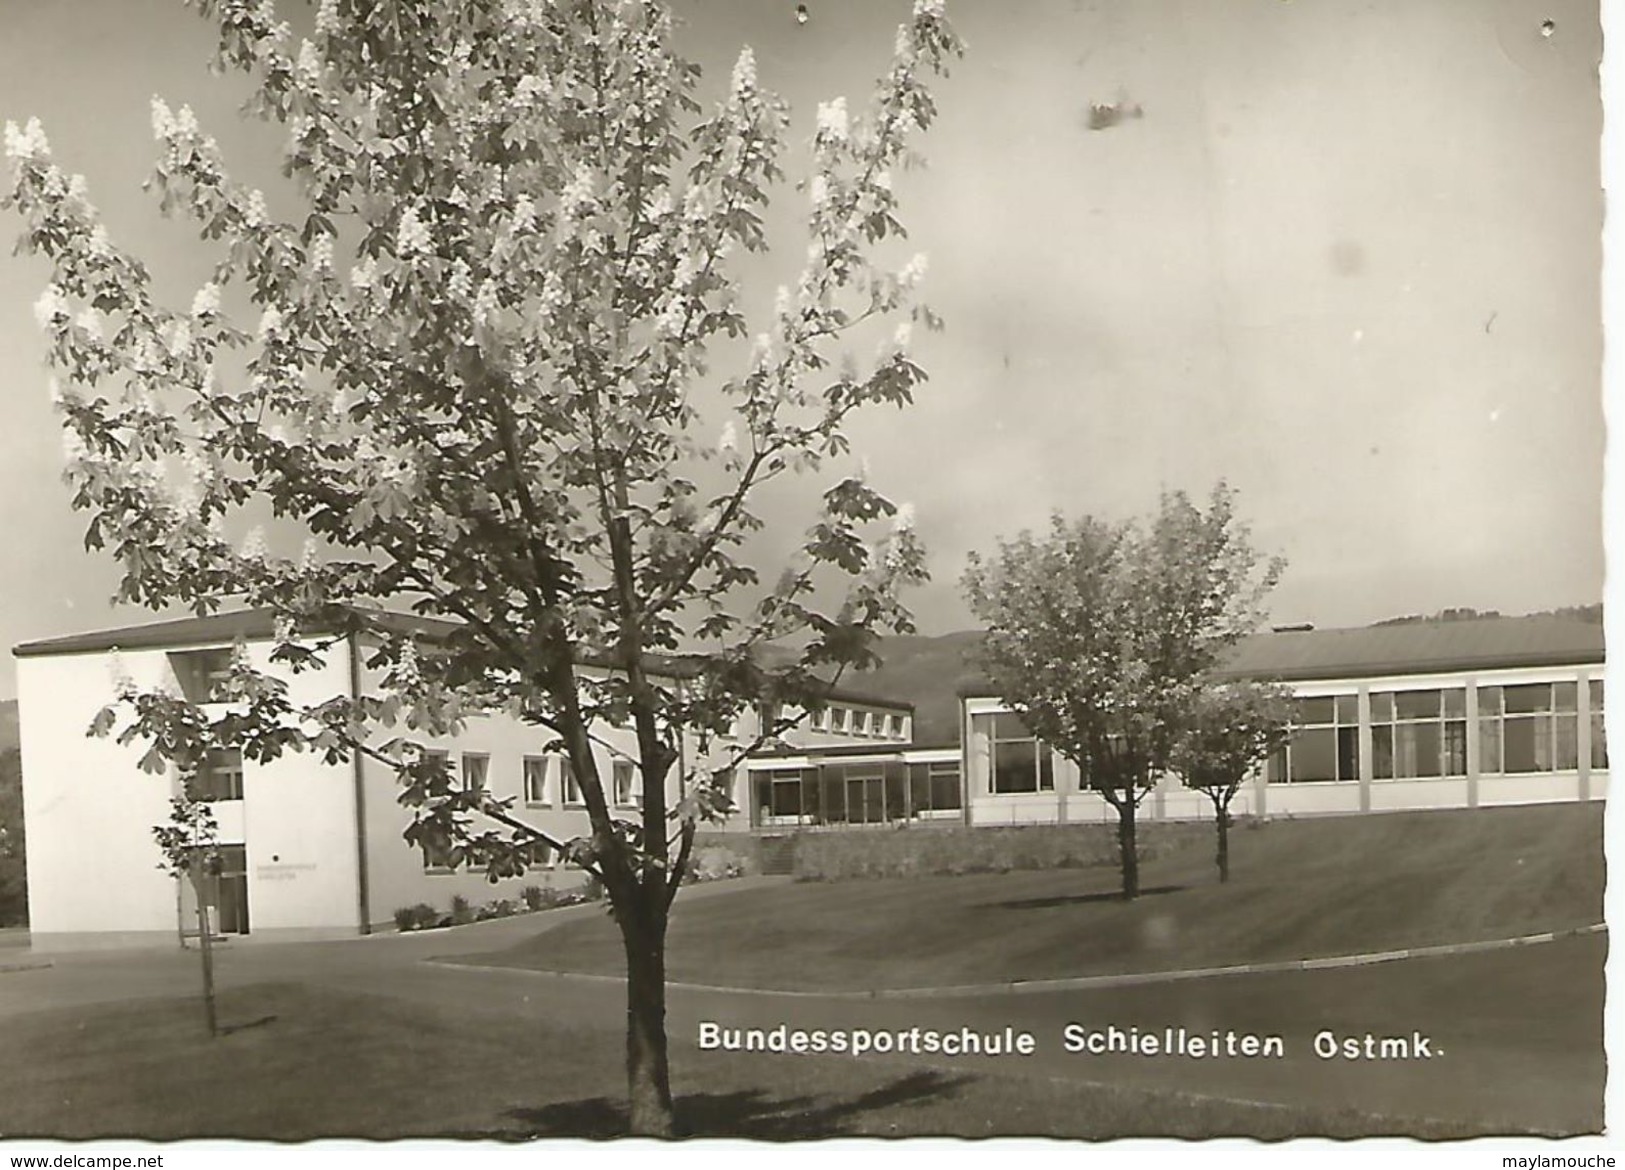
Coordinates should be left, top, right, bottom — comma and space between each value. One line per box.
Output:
1216, 803, 1231, 883
1117, 795, 1139, 900
621, 905, 676, 1137
192, 866, 218, 1037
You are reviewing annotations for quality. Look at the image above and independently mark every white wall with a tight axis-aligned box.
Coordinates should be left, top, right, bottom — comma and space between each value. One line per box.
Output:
18, 651, 182, 946
17, 639, 368, 946
234, 641, 362, 935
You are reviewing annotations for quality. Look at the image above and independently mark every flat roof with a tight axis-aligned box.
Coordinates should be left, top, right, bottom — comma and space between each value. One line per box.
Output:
954, 613, 1605, 695
1214, 615, 1604, 682
12, 607, 911, 711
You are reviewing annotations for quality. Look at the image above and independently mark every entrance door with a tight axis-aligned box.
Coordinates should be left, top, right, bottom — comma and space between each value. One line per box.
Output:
213, 846, 249, 936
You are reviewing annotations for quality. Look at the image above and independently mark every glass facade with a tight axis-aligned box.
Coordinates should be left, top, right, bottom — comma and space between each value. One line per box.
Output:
972, 711, 1056, 794
1479, 682, 1585, 774
750, 759, 961, 827
1261, 676, 1604, 786
1371, 688, 1466, 779
1268, 695, 1359, 783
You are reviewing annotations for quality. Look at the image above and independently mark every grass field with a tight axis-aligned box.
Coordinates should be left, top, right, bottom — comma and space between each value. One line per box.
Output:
0, 979, 1538, 1140
460, 803, 1603, 991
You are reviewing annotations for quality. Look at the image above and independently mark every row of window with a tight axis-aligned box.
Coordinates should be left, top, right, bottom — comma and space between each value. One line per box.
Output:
445, 750, 641, 809
184, 747, 644, 808
1269, 682, 1608, 783
971, 680, 1609, 795
801, 704, 910, 740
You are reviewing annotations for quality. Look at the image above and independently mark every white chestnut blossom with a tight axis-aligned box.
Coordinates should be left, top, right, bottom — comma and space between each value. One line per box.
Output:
191, 282, 221, 319
296, 40, 322, 86
244, 189, 268, 228
32, 284, 69, 330
165, 318, 193, 357
240, 527, 268, 561
897, 251, 929, 290
729, 46, 757, 98
310, 234, 333, 271
816, 98, 849, 143
2, 117, 49, 162
256, 304, 284, 341
148, 97, 174, 141
396, 205, 432, 257
314, 0, 340, 37
472, 279, 499, 324
397, 640, 423, 688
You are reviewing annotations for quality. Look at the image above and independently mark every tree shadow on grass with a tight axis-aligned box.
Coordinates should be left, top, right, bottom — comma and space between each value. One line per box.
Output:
986, 884, 1186, 910
218, 1014, 278, 1036
492, 1069, 974, 1139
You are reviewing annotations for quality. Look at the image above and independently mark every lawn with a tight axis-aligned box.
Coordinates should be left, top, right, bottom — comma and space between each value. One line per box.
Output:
0, 979, 1530, 1140
458, 803, 1603, 992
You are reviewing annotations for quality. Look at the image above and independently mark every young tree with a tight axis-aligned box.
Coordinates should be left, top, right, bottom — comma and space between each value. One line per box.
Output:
1168, 680, 1293, 883
5, 0, 960, 1135
152, 794, 225, 1036
962, 484, 1283, 900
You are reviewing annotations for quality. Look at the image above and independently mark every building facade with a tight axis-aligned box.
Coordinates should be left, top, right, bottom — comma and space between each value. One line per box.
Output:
12, 610, 1605, 948
13, 610, 908, 949
955, 616, 1607, 826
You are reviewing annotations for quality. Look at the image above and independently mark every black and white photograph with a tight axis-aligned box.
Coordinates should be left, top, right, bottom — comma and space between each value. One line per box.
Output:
0, 0, 1611, 1156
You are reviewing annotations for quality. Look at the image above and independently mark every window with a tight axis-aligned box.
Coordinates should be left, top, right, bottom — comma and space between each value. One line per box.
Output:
523, 756, 550, 805
834, 707, 852, 734
983, 711, 1054, 794
527, 840, 554, 869
169, 648, 235, 704
461, 753, 489, 794
810, 707, 830, 732
907, 760, 962, 814
424, 750, 451, 790
1369, 688, 1466, 780
190, 748, 244, 802
1480, 683, 1580, 774
1269, 695, 1358, 783
612, 759, 638, 807
752, 766, 818, 825
561, 756, 582, 805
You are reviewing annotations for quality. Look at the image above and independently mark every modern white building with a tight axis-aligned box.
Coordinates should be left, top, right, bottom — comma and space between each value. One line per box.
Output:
13, 609, 1604, 948
12, 609, 909, 950
955, 615, 1607, 826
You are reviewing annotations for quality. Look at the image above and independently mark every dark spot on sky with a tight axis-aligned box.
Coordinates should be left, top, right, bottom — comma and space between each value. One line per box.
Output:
1087, 102, 1144, 131
1541, 19, 1556, 38
1330, 239, 1365, 277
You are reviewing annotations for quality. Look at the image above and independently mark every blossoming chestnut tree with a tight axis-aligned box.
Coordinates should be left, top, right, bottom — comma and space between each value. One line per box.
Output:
5, 0, 961, 1135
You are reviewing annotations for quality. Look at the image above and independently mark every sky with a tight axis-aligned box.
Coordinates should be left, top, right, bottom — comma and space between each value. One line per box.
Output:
0, 0, 1609, 700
